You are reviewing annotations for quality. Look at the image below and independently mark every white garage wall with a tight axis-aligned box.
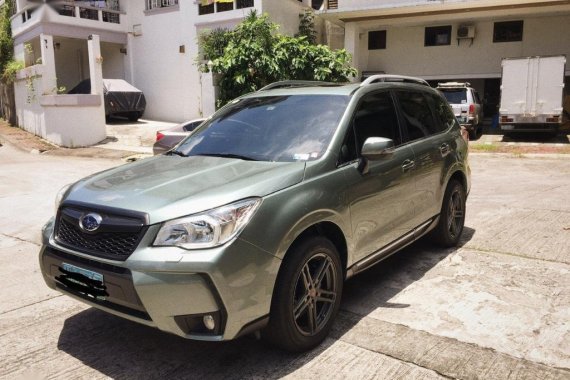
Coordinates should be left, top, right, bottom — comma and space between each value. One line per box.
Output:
361, 14, 570, 78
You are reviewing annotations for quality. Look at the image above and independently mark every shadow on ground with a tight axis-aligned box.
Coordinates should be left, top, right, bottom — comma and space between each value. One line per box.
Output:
501, 133, 570, 144
57, 227, 475, 378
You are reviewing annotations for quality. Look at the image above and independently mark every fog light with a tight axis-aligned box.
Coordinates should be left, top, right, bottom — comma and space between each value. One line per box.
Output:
203, 315, 216, 330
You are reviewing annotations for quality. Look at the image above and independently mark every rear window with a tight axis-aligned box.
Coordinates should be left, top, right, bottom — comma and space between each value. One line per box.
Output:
440, 89, 467, 104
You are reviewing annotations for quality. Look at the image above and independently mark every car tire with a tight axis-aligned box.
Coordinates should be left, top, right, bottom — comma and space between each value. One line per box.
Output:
431, 179, 466, 247
262, 236, 343, 352
128, 112, 140, 122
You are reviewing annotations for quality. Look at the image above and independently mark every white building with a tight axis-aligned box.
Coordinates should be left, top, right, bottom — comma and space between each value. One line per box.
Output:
318, 0, 570, 119
5, 0, 570, 146
7, 0, 311, 146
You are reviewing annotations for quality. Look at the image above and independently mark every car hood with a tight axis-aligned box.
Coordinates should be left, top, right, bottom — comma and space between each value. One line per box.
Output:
64, 155, 306, 224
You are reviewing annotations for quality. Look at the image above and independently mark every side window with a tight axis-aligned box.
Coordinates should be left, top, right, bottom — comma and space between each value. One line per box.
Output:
339, 92, 401, 164
395, 91, 440, 141
429, 93, 459, 131
474, 91, 482, 104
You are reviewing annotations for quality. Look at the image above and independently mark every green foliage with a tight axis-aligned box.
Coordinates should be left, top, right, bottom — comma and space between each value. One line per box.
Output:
0, 0, 14, 76
199, 10, 357, 107
199, 28, 231, 62
295, 8, 316, 45
1, 60, 23, 83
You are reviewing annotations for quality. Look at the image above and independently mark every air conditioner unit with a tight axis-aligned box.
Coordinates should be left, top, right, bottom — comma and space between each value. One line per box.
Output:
457, 26, 475, 39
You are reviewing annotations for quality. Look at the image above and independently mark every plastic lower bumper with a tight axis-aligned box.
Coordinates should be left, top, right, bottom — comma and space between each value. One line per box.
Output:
39, 219, 281, 341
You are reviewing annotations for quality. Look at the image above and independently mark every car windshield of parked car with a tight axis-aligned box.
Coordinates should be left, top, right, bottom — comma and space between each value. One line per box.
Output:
174, 95, 349, 162
440, 89, 467, 104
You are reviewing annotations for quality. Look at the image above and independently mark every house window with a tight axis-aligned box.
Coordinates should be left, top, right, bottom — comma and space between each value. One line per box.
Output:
216, 1, 233, 12
198, 2, 214, 14
237, 0, 254, 9
424, 25, 452, 46
146, 0, 178, 10
368, 30, 386, 50
493, 21, 523, 43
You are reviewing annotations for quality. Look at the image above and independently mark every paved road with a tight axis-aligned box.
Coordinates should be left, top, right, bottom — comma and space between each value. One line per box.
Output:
1, 143, 569, 379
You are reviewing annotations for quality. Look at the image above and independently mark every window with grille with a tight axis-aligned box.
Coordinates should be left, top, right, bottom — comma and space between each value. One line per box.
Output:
424, 25, 452, 46
146, 0, 178, 10
493, 21, 523, 43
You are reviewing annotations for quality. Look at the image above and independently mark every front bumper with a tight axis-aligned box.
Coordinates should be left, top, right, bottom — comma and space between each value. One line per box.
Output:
39, 218, 281, 341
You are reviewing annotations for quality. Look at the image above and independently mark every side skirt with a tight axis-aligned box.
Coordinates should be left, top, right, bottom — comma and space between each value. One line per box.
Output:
345, 215, 439, 279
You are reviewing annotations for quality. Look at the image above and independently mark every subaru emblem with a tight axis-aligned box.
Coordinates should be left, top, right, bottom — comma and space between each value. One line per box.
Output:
79, 213, 103, 232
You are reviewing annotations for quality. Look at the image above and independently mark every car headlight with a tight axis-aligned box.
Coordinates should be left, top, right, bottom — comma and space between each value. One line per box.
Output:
55, 184, 72, 214
153, 198, 262, 249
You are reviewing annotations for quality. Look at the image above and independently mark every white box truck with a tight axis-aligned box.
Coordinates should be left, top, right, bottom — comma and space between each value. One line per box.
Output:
499, 55, 566, 134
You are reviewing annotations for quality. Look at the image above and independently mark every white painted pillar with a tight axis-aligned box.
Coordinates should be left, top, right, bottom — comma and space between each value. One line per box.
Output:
344, 22, 361, 82
40, 34, 57, 94
87, 34, 104, 96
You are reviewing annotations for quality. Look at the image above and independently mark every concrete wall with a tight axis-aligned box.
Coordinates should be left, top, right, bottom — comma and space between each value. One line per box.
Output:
126, 1, 197, 122
53, 38, 89, 92
357, 14, 570, 79
262, 0, 306, 36
101, 42, 126, 80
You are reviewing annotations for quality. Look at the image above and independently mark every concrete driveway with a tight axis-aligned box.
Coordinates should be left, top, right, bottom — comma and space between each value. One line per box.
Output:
94, 119, 179, 154
0, 143, 569, 379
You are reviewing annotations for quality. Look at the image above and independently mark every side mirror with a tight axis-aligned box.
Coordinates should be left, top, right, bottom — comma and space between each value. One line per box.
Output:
361, 137, 395, 160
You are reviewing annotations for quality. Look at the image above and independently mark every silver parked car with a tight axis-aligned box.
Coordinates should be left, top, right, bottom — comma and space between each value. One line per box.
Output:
153, 118, 206, 155
437, 82, 483, 139
40, 76, 470, 352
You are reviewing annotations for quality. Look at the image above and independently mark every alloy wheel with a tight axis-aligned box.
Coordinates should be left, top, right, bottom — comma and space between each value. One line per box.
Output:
292, 253, 338, 336
447, 188, 465, 239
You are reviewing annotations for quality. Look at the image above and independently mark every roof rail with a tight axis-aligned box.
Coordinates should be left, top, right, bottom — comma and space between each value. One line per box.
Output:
360, 75, 430, 87
259, 80, 341, 91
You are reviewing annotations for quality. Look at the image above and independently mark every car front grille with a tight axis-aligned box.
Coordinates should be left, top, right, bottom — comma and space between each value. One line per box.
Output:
55, 206, 147, 261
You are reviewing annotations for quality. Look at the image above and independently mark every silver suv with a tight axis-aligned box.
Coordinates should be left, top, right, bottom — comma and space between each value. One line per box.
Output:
437, 82, 483, 139
40, 75, 470, 352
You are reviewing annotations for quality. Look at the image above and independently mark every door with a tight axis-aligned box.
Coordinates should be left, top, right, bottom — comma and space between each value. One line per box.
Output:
394, 90, 452, 225
340, 91, 417, 263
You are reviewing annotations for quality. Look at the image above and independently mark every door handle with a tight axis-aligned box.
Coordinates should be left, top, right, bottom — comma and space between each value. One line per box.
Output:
440, 143, 450, 157
401, 159, 415, 172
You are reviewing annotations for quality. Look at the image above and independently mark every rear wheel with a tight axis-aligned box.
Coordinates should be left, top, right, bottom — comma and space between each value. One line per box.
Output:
432, 180, 466, 247
128, 112, 141, 122
262, 236, 343, 352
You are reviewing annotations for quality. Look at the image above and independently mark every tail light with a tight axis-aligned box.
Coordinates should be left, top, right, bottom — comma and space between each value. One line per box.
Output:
156, 132, 165, 142
469, 104, 475, 116
501, 116, 514, 123
546, 116, 560, 123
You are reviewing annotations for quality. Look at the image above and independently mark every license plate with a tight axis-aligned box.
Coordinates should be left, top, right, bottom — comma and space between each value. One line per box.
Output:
502, 125, 514, 130
61, 263, 104, 283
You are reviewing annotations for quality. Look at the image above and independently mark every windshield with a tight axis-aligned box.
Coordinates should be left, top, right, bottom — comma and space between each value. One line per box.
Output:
175, 95, 349, 162
440, 89, 467, 104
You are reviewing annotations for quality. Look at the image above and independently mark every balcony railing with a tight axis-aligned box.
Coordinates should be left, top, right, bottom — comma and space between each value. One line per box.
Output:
52, 1, 122, 24
198, 0, 254, 16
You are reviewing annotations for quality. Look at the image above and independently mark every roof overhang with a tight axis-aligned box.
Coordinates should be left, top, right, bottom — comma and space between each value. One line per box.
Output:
318, 0, 570, 26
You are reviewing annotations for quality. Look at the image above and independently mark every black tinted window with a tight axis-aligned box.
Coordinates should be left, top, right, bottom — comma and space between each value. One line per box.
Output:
395, 91, 439, 141
440, 89, 467, 104
354, 91, 401, 150
176, 95, 349, 162
428, 93, 458, 131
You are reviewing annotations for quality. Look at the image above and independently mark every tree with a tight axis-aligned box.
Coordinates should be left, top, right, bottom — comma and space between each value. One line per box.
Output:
295, 8, 317, 45
0, 0, 14, 75
199, 10, 356, 107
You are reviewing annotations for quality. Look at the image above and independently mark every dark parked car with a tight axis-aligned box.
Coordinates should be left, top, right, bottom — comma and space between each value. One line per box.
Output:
153, 118, 206, 155
68, 79, 146, 122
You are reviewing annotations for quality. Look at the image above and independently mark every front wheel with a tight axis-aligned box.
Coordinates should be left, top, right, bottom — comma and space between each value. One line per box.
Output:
431, 180, 466, 247
262, 236, 343, 352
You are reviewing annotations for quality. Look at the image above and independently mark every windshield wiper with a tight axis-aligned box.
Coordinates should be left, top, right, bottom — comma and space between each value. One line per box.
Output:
194, 153, 259, 161
166, 149, 187, 157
